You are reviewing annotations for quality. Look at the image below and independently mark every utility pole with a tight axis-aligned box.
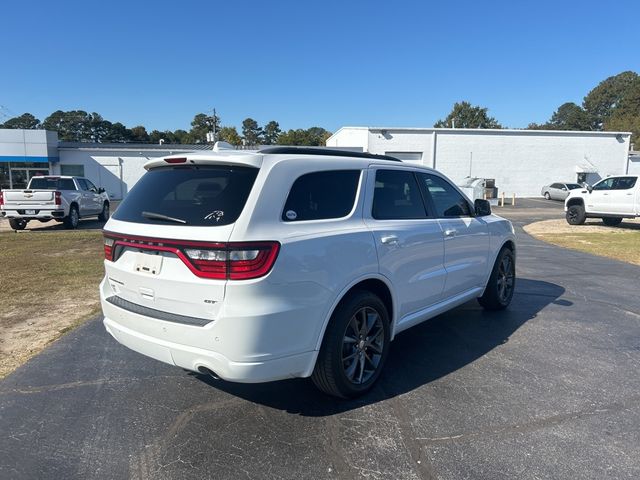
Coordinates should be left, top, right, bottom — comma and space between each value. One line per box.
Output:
206, 107, 218, 144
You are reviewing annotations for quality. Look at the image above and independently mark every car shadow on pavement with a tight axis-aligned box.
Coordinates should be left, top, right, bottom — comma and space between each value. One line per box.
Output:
195, 278, 567, 415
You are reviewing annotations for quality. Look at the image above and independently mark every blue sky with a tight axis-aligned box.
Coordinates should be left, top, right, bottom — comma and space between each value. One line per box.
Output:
1, 0, 639, 133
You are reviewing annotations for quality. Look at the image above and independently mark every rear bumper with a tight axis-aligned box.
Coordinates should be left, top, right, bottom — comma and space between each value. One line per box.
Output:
100, 278, 318, 383
103, 316, 315, 383
0, 208, 65, 219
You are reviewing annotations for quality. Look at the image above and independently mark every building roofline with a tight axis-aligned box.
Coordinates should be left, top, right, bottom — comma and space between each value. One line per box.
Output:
57, 142, 213, 151
331, 126, 633, 137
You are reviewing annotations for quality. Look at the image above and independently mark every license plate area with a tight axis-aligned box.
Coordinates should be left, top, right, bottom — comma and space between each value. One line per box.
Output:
25, 209, 36, 215
134, 251, 163, 275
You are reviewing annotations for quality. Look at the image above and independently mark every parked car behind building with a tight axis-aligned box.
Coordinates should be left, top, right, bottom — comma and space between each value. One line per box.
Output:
541, 182, 583, 201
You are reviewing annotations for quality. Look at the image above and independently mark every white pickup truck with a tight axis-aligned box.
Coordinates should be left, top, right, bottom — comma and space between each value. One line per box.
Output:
565, 174, 640, 226
0, 175, 110, 230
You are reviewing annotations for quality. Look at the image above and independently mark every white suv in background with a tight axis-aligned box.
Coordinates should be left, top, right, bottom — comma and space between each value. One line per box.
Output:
100, 146, 516, 398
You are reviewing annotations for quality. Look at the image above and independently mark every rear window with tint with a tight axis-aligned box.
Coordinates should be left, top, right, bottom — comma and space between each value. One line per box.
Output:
29, 177, 77, 190
282, 170, 360, 221
112, 166, 258, 226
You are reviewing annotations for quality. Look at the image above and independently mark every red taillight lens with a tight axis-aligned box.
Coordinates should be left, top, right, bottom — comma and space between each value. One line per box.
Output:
184, 248, 227, 278
104, 237, 115, 261
164, 157, 187, 164
0, 191, 4, 206
228, 243, 280, 280
102, 232, 280, 280
54, 191, 62, 205
183, 242, 280, 280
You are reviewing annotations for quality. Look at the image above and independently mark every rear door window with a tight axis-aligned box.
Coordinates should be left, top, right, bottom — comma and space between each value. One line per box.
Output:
112, 166, 259, 226
372, 170, 427, 220
282, 170, 360, 221
613, 177, 637, 190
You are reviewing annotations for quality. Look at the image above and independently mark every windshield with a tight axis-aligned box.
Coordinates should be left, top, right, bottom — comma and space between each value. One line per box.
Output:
112, 165, 259, 226
567, 184, 582, 190
28, 177, 76, 190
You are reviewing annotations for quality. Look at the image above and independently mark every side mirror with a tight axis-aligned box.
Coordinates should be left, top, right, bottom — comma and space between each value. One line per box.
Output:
587, 185, 593, 193
98, 187, 105, 194
562, 187, 567, 191
474, 199, 491, 216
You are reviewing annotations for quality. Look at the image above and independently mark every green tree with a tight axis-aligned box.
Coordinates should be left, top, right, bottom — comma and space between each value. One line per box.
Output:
604, 77, 640, 144
43, 110, 96, 141
434, 101, 502, 128
546, 102, 593, 130
103, 122, 132, 143
172, 129, 189, 144
129, 125, 150, 142
583, 71, 639, 129
1, 113, 41, 129
305, 127, 332, 146
189, 112, 221, 143
277, 127, 331, 146
263, 121, 281, 145
242, 118, 263, 145
218, 126, 242, 145
277, 129, 307, 145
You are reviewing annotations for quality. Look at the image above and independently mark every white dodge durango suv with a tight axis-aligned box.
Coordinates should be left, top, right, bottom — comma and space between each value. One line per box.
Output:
100, 146, 516, 398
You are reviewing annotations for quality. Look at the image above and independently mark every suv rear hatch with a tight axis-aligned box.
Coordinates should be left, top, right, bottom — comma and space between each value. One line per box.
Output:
102, 163, 276, 323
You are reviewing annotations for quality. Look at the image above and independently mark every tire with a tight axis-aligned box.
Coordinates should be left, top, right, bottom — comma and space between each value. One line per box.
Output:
478, 247, 516, 311
312, 290, 390, 398
98, 202, 110, 222
64, 205, 79, 229
566, 205, 586, 225
544, 192, 551, 200
9, 218, 27, 230
602, 217, 622, 227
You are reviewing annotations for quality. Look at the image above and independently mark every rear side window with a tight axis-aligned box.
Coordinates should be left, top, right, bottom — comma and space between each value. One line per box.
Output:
112, 166, 259, 226
282, 170, 360, 222
372, 170, 427, 220
29, 177, 77, 190
613, 177, 637, 190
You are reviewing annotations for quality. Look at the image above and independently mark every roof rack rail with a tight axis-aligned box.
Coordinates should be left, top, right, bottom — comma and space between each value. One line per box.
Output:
258, 146, 402, 162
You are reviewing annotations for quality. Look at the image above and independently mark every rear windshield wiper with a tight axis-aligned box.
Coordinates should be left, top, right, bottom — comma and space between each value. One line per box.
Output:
141, 211, 187, 224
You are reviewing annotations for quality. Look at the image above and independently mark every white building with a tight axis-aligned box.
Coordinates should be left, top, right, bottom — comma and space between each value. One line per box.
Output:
327, 127, 634, 196
2, 127, 636, 199
0, 129, 59, 190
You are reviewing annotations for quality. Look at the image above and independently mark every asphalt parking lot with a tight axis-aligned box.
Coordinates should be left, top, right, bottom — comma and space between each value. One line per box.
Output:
1, 199, 639, 479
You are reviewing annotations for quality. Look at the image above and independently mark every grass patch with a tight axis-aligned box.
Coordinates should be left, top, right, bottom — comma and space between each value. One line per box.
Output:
0, 230, 104, 378
531, 232, 640, 266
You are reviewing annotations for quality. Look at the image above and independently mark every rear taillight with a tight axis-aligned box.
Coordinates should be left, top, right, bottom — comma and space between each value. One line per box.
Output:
54, 191, 61, 205
0, 191, 4, 206
184, 242, 280, 280
102, 233, 280, 280
104, 237, 115, 261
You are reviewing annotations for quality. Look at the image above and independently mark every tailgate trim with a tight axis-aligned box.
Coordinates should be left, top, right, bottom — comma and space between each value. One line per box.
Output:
105, 295, 213, 327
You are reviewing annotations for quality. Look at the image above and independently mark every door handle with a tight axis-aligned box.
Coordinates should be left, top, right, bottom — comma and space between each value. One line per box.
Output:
380, 235, 399, 245
444, 229, 457, 237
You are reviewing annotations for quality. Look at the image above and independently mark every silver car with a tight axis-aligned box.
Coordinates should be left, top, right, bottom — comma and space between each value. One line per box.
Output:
541, 182, 582, 200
